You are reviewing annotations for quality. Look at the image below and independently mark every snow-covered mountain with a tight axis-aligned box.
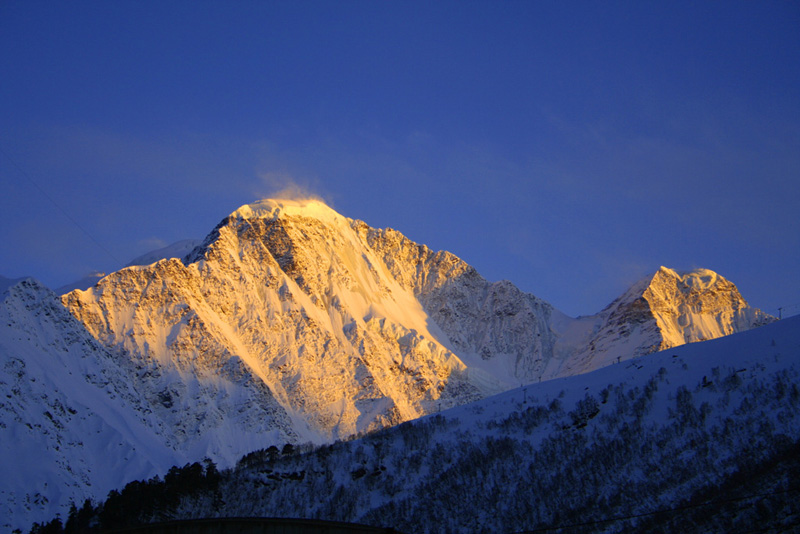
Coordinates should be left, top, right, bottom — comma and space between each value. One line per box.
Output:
59, 199, 772, 442
62, 200, 494, 446
62, 197, 770, 396
1, 198, 774, 531
1, 274, 301, 532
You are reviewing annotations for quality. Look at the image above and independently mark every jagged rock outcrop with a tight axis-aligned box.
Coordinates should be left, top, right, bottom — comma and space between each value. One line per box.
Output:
641, 266, 773, 345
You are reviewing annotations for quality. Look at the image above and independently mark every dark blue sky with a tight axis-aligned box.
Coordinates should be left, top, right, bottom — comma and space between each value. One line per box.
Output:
1, 1, 798, 317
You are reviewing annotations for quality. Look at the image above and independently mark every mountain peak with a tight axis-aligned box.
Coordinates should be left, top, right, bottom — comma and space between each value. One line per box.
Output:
558, 265, 774, 375
230, 198, 342, 225
653, 266, 723, 291
646, 266, 743, 306
641, 265, 773, 349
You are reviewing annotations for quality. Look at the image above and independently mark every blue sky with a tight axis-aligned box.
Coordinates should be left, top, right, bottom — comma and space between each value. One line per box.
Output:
1, 1, 798, 317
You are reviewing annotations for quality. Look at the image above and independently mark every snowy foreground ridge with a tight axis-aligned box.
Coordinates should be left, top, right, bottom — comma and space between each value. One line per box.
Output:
0, 198, 775, 531
164, 315, 800, 533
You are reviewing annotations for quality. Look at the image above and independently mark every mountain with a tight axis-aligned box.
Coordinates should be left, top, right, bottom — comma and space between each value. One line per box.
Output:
1, 274, 302, 532
2, 198, 774, 531
52, 314, 800, 534
59, 199, 772, 442
61, 200, 496, 446
550, 266, 775, 377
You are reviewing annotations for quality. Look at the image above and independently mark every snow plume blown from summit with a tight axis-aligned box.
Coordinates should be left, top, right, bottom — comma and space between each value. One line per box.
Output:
255, 171, 330, 207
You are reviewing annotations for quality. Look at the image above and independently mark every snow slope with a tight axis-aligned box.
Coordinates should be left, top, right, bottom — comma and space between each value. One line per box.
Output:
1, 275, 304, 532
0, 279, 180, 532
